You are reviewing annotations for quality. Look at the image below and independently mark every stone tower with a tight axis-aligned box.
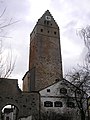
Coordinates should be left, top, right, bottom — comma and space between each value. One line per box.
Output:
23, 10, 63, 92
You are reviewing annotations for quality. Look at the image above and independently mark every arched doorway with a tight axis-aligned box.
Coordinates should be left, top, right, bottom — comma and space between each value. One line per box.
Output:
1, 104, 19, 120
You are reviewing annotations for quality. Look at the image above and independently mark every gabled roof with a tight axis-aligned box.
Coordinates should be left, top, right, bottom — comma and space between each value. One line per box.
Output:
39, 78, 88, 95
37, 10, 59, 28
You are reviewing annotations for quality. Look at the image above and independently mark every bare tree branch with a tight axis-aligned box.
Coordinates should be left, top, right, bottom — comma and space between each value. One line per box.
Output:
0, 6, 18, 78
65, 26, 90, 120
0, 7, 6, 18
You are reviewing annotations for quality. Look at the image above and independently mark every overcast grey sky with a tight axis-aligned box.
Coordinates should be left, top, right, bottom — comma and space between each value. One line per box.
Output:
0, 0, 90, 88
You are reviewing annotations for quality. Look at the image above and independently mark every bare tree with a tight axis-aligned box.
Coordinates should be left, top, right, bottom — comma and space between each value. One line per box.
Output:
79, 26, 90, 69
0, 6, 18, 78
66, 68, 88, 120
66, 26, 90, 120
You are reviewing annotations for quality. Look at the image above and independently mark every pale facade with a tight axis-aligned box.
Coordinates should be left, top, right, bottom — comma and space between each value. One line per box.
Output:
40, 79, 87, 120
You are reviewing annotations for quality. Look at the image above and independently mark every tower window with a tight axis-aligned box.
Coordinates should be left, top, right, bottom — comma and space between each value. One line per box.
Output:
47, 89, 50, 92
41, 29, 43, 32
48, 31, 49, 33
47, 21, 49, 25
67, 102, 75, 108
44, 101, 53, 107
44, 20, 50, 25
54, 101, 63, 107
44, 20, 46, 24
23, 105, 26, 108
60, 88, 67, 94
55, 79, 60, 82
54, 31, 56, 35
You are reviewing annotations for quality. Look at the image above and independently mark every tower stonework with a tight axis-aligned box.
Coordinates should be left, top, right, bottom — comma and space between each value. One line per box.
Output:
23, 10, 63, 92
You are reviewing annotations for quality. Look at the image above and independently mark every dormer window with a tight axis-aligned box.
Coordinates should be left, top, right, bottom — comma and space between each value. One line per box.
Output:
60, 88, 67, 94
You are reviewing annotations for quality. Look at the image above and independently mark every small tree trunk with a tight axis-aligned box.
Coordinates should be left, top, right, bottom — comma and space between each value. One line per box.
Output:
80, 110, 85, 120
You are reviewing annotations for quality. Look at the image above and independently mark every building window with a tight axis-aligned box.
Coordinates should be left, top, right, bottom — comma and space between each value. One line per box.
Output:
44, 101, 53, 107
41, 29, 43, 32
54, 101, 63, 107
60, 88, 67, 94
67, 102, 75, 108
47, 89, 50, 92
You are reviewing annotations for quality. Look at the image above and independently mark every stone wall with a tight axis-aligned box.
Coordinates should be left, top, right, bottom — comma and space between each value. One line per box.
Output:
0, 78, 40, 120
28, 10, 63, 91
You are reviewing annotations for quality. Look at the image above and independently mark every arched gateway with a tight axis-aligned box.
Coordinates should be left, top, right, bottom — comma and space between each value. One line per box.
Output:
0, 78, 40, 120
